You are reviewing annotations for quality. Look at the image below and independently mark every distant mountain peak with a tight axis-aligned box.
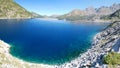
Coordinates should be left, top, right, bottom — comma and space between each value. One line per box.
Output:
57, 3, 120, 21
66, 9, 86, 16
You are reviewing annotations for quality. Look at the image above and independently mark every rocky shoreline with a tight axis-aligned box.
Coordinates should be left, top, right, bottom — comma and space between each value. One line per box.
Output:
56, 21, 120, 68
0, 22, 120, 68
0, 40, 55, 68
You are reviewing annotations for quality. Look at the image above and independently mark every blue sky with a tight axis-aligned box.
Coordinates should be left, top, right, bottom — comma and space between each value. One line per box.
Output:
15, 0, 120, 16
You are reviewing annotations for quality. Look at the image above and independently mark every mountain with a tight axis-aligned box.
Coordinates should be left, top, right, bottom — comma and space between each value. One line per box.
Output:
110, 9, 120, 19
101, 9, 120, 21
57, 3, 120, 22
0, 0, 32, 18
49, 14, 61, 18
31, 12, 43, 18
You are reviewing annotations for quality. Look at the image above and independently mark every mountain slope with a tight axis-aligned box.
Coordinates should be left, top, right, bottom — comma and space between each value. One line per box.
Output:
57, 4, 120, 22
109, 9, 120, 19
101, 9, 120, 21
0, 0, 32, 18
31, 12, 44, 18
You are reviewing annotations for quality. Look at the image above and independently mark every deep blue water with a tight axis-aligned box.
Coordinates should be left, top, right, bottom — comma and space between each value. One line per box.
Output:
0, 19, 108, 65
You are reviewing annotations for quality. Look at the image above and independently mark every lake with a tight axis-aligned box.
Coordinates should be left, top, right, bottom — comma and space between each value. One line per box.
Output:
0, 19, 109, 65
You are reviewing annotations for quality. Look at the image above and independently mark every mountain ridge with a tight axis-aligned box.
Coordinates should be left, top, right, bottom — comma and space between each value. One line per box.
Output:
0, 0, 32, 18
56, 3, 120, 22
101, 9, 120, 21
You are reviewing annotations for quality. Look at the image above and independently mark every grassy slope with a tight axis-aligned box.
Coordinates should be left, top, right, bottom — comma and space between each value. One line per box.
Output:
0, 0, 32, 18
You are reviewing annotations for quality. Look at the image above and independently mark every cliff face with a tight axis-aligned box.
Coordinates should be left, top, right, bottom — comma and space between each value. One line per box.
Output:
0, 0, 32, 18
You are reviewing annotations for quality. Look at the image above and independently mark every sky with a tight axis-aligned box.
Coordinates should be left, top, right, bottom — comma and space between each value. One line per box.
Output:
15, 0, 120, 16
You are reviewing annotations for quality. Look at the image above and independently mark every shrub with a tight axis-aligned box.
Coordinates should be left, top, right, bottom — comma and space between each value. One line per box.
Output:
104, 52, 120, 65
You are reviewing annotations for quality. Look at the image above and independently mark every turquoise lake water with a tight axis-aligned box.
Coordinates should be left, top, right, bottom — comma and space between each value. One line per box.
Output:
0, 19, 108, 65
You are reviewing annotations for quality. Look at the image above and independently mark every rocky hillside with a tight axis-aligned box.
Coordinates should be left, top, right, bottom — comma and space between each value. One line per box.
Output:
56, 22, 120, 68
110, 9, 120, 19
101, 9, 120, 21
0, 0, 32, 18
57, 4, 120, 22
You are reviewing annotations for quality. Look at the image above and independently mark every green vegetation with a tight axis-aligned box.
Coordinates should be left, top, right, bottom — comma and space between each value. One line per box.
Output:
0, 0, 32, 18
104, 52, 120, 65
